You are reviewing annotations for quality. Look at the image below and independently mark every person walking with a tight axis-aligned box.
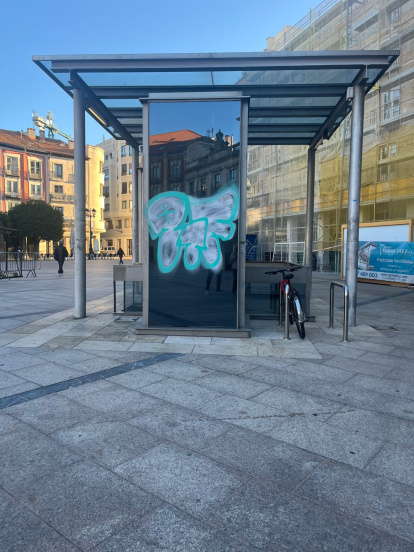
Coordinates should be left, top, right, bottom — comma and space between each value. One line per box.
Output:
117, 247, 125, 264
53, 240, 69, 275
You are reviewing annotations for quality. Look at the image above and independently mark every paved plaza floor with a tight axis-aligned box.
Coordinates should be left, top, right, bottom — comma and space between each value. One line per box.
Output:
0, 260, 413, 551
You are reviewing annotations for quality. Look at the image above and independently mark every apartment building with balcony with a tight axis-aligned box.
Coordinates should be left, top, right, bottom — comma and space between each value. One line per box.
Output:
247, 0, 414, 268
0, 127, 105, 253
98, 137, 137, 256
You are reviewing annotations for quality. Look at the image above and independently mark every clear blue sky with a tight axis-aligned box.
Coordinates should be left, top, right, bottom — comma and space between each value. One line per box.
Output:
0, 0, 318, 145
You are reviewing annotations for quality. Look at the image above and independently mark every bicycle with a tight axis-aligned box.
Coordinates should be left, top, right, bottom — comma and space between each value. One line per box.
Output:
265, 266, 306, 339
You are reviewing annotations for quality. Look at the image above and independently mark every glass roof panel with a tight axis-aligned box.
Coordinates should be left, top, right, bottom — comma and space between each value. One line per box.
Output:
248, 117, 327, 124
250, 97, 340, 108
248, 133, 315, 138
102, 98, 142, 107
82, 72, 214, 87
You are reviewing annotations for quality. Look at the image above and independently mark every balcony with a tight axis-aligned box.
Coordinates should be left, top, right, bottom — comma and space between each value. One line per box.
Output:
50, 193, 74, 202
5, 191, 20, 199
28, 170, 42, 180
50, 171, 63, 180
5, 167, 19, 177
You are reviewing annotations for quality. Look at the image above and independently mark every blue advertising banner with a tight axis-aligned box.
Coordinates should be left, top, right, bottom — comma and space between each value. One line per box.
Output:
357, 241, 414, 284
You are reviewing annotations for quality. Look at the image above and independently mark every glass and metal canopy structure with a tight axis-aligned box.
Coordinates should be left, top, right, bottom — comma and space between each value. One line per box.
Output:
33, 51, 398, 328
34, 51, 398, 149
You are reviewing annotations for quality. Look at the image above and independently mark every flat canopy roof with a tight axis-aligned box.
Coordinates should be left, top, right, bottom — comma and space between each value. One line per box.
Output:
33, 51, 398, 149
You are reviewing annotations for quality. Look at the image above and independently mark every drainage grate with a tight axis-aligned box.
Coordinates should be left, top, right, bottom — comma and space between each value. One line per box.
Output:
372, 325, 398, 331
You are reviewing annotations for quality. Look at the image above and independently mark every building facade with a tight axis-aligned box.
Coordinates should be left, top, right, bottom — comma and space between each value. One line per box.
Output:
0, 127, 105, 253
247, 0, 414, 269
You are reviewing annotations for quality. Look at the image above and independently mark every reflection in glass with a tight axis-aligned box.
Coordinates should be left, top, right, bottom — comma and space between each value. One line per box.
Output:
148, 101, 241, 328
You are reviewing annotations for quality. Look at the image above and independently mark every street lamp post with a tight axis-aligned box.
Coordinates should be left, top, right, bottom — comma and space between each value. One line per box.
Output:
85, 208, 96, 259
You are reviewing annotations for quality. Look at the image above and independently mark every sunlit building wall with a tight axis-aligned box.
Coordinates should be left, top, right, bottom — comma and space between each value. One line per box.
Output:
247, 0, 414, 269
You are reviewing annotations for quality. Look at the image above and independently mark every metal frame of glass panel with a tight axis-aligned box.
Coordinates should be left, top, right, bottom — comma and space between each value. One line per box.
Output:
33, 51, 398, 149
33, 51, 399, 325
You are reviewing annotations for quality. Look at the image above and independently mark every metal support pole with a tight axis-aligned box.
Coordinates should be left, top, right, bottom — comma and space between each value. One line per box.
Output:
329, 281, 349, 342
237, 99, 249, 329
283, 283, 290, 340
305, 147, 316, 268
345, 85, 364, 327
142, 102, 149, 327
132, 147, 139, 263
73, 87, 86, 319
279, 284, 283, 326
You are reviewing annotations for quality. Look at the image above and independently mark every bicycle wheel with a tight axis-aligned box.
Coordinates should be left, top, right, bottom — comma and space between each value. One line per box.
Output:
291, 292, 306, 339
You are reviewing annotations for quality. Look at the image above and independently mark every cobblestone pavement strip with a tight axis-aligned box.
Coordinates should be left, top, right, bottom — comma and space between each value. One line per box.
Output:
0, 262, 413, 550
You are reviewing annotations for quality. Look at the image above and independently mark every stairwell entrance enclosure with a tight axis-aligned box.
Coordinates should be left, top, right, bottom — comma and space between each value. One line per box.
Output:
33, 51, 398, 329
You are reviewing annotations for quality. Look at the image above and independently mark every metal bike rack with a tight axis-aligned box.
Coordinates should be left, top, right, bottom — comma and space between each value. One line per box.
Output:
329, 282, 349, 343
278, 283, 290, 340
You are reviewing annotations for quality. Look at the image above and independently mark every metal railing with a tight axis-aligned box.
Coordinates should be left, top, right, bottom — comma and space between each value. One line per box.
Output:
0, 253, 41, 278
329, 281, 349, 342
278, 282, 290, 340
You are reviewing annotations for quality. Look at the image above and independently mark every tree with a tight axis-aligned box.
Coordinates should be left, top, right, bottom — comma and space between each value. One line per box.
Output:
8, 200, 64, 252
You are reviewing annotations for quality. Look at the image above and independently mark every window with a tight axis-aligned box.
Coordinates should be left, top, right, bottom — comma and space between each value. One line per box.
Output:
6, 180, 18, 194
152, 186, 159, 197
106, 221, 113, 230
107, 239, 113, 246
390, 144, 397, 157
379, 146, 388, 160
230, 169, 237, 182
104, 204, 110, 212
104, 169, 109, 180
117, 220, 122, 229
103, 186, 109, 198
214, 174, 221, 189
54, 185, 63, 194
390, 8, 399, 24
152, 166, 160, 180
6, 201, 19, 210
125, 218, 130, 228
122, 200, 128, 209
55, 206, 63, 214
105, 154, 108, 160
29, 160, 41, 178
129, 182, 132, 193
129, 163, 132, 175
121, 164, 127, 176
201, 178, 207, 192
382, 89, 400, 120
30, 183, 42, 196
189, 181, 194, 194
53, 164, 63, 178
172, 164, 180, 178
172, 185, 179, 191
129, 200, 132, 209
6, 157, 18, 176
122, 182, 128, 194
129, 146, 132, 156
121, 145, 127, 157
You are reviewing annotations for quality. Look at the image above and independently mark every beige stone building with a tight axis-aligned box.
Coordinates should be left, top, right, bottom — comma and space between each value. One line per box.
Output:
98, 137, 140, 256
247, 0, 414, 269
0, 127, 105, 254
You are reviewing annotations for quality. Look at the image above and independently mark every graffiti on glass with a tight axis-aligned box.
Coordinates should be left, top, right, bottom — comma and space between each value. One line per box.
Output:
148, 185, 239, 273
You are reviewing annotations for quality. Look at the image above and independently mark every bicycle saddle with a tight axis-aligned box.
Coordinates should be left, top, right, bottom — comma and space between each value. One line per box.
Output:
285, 273, 294, 280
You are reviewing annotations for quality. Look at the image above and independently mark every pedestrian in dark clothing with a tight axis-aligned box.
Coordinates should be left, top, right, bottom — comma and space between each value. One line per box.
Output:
54, 240, 69, 275
117, 247, 125, 264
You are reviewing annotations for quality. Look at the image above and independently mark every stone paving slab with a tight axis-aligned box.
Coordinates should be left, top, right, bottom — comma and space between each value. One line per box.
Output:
1, 265, 414, 550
